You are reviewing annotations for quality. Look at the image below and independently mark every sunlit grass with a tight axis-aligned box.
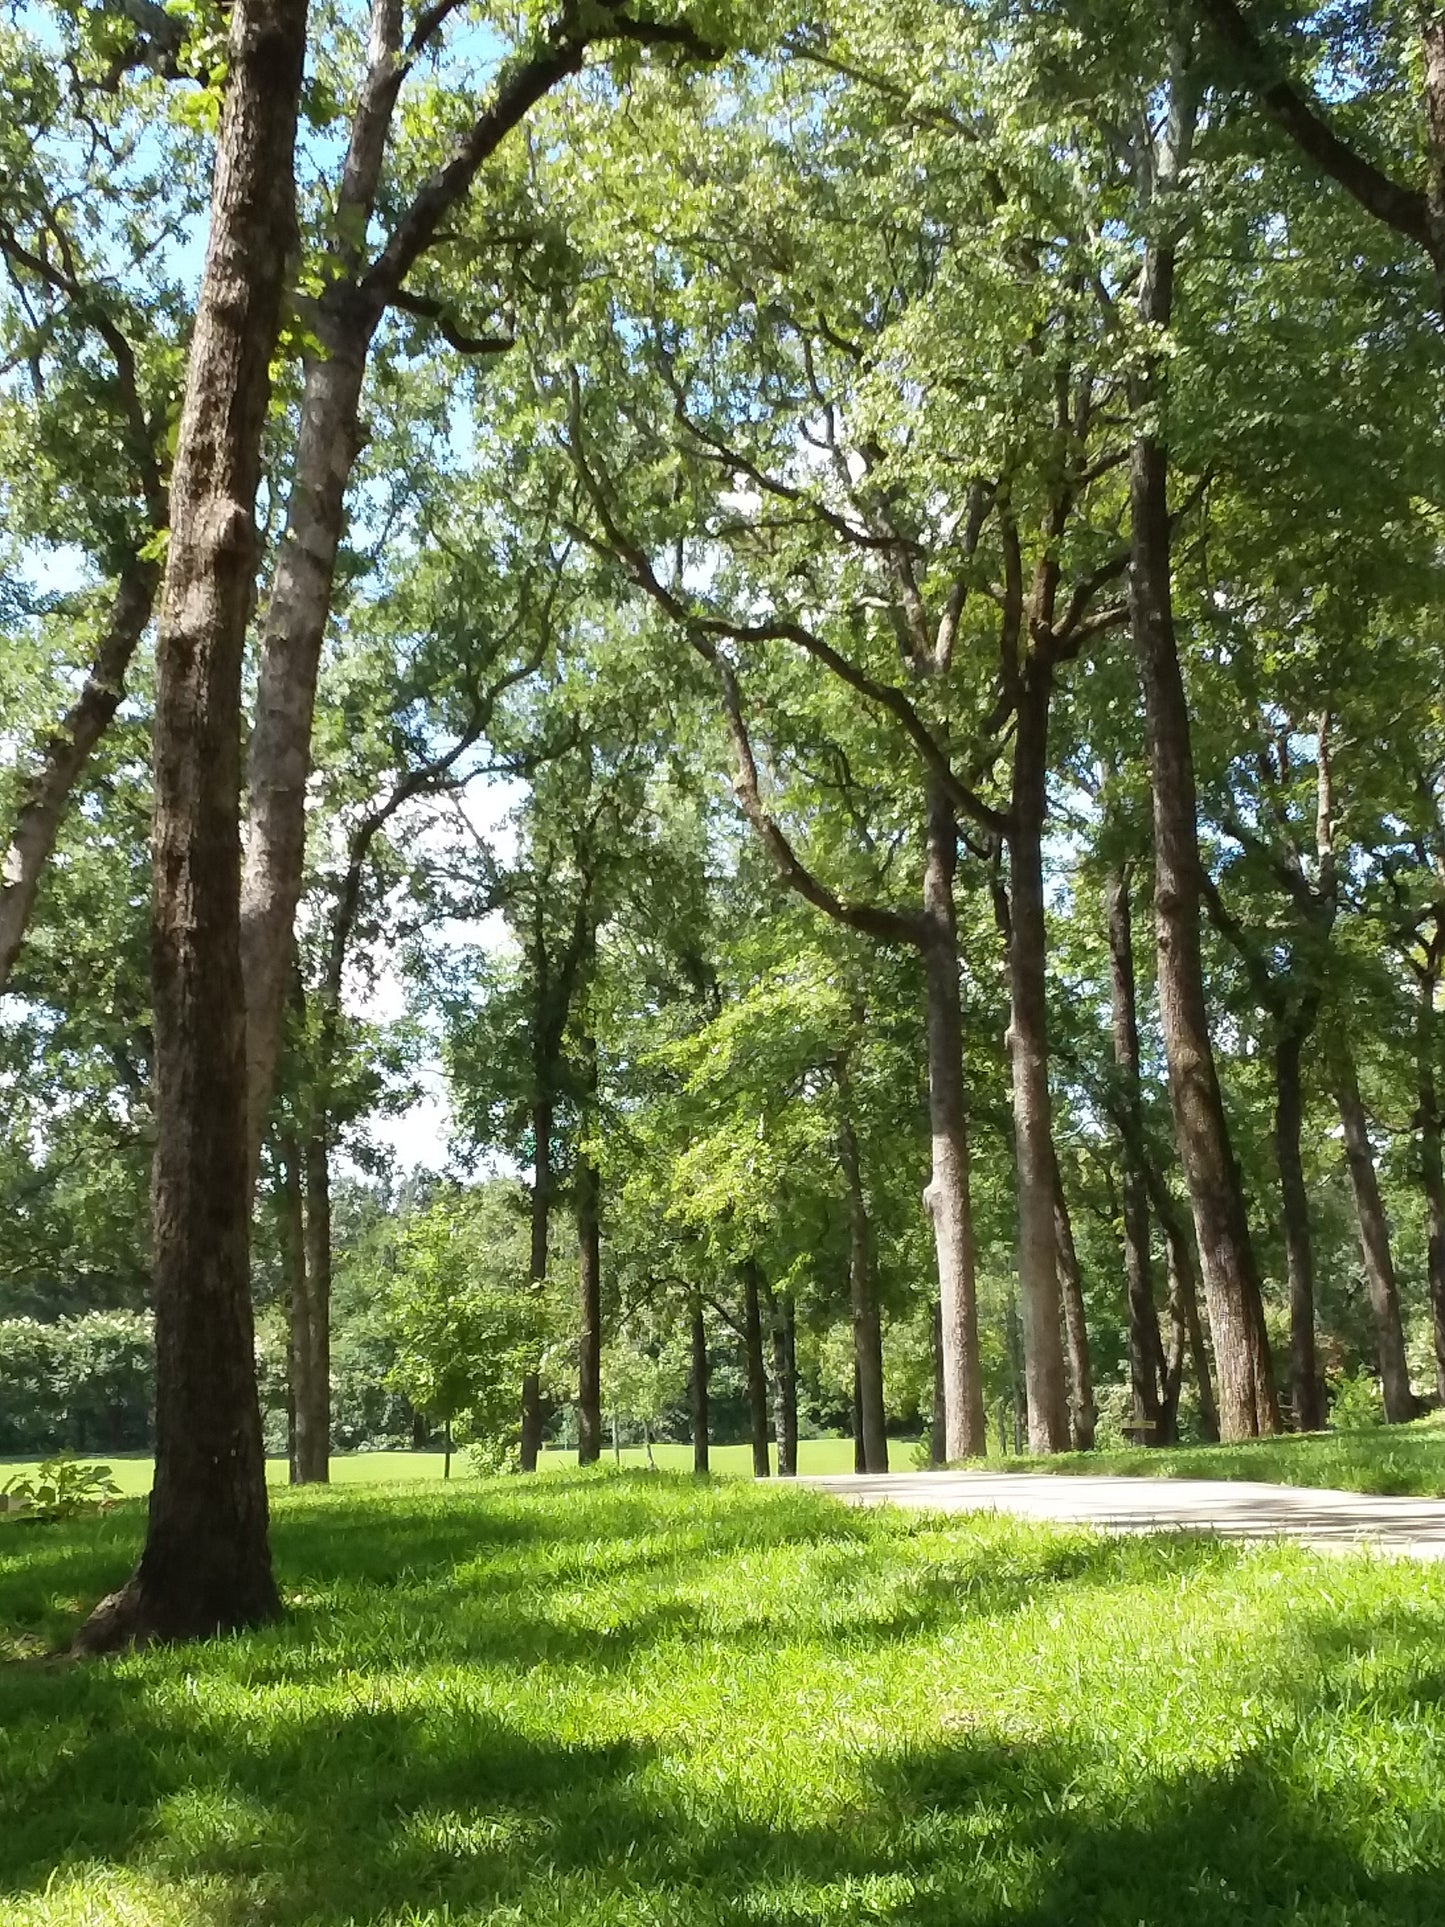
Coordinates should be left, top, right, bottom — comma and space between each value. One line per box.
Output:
984, 1411, 1445, 1497
2, 1471, 1445, 1923
0, 1435, 878, 1500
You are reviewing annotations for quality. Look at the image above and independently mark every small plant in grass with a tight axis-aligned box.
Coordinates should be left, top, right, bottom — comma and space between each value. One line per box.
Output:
1, 1453, 121, 1521
1330, 1370, 1385, 1432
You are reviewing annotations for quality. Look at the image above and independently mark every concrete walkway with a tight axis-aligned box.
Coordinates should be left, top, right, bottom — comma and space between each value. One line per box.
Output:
803, 1470, 1445, 1560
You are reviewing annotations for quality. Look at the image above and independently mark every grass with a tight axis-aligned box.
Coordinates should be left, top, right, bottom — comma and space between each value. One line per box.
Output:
12, 1419, 1445, 1505
0, 1437, 878, 1500
982, 1411, 1445, 1498
4, 1472, 1445, 1924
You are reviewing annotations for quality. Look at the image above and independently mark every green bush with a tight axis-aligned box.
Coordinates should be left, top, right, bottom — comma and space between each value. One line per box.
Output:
1330, 1369, 1385, 1432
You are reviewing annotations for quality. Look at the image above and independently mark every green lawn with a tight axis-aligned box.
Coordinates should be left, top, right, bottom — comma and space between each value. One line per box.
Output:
0, 1437, 876, 1500
981, 1411, 1445, 1497
3, 1473, 1445, 1924
11, 1419, 1445, 1506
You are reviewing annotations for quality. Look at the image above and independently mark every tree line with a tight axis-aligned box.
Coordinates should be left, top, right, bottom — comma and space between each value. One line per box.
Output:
0, 0, 1440, 1643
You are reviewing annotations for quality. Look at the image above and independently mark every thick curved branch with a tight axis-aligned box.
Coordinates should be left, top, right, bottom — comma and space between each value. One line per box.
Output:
565, 376, 1008, 838
0, 559, 159, 993
1196, 0, 1436, 260
698, 643, 924, 949
363, 7, 721, 314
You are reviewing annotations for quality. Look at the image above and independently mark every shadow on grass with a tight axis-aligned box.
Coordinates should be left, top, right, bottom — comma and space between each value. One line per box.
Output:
1, 1681, 1439, 1924
1, 1473, 1441, 1923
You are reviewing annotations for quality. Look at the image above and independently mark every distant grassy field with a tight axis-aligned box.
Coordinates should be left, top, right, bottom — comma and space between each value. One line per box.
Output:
0, 1435, 880, 1500
3, 1471, 1445, 1924
983, 1412, 1445, 1498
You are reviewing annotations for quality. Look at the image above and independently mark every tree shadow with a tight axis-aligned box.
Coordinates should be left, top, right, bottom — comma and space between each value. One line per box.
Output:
2, 1675, 1440, 1925
2, 1475, 1442, 1923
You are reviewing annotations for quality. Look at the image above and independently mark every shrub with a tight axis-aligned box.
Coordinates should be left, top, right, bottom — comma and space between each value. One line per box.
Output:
1330, 1369, 1385, 1432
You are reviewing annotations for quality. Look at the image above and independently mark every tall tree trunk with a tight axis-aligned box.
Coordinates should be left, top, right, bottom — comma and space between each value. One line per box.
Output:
1051, 1155, 1096, 1450
280, 1129, 316, 1484
741, 1261, 771, 1480
520, 1097, 552, 1474
1275, 1025, 1325, 1430
278, 1130, 307, 1485
237, 9, 641, 1174
1334, 1042, 1415, 1423
1419, 957, 1445, 1404
241, 340, 370, 1172
1158, 1244, 1185, 1448
1105, 864, 1169, 1441
1131, 440, 1278, 1439
1165, 1211, 1218, 1442
74, 0, 306, 1653
929, 1299, 946, 1466
690, 1289, 709, 1474
1006, 1293, 1026, 1453
922, 777, 986, 1459
765, 1285, 798, 1478
575, 1146, 602, 1466
837, 1074, 888, 1473
1128, 69, 1278, 1442
1421, 1090, 1445, 1407
0, 561, 159, 993
297, 1123, 332, 1482
1006, 669, 1071, 1451
576, 1035, 602, 1465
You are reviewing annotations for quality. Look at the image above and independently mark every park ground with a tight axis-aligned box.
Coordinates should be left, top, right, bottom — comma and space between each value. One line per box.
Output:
9, 1408, 1445, 1500
4, 1463, 1445, 1924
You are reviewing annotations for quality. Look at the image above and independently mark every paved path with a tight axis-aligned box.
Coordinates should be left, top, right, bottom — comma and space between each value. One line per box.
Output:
803, 1470, 1445, 1560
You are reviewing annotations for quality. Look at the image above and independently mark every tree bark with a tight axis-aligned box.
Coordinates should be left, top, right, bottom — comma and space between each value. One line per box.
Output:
74, 0, 306, 1653
1131, 445, 1278, 1439
1052, 1155, 1096, 1451
929, 1299, 946, 1466
741, 1260, 771, 1480
765, 1285, 798, 1478
278, 1129, 308, 1485
1419, 956, 1445, 1405
520, 1097, 552, 1474
1334, 1042, 1415, 1423
1421, 1089, 1445, 1407
1275, 1026, 1325, 1431
296, 1122, 332, 1482
575, 1145, 602, 1466
1128, 66, 1278, 1442
241, 338, 370, 1170
837, 1072, 888, 1473
237, 6, 688, 1171
690, 1289, 709, 1474
1006, 668, 1071, 1451
1104, 865, 1169, 1441
922, 777, 987, 1459
0, 560, 159, 993
1006, 1293, 1025, 1453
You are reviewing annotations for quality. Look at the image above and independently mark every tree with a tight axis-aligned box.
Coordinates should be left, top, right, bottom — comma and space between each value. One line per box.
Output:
385, 1183, 539, 1474
1196, 0, 1445, 301
238, 0, 729, 1181
74, 0, 309, 1653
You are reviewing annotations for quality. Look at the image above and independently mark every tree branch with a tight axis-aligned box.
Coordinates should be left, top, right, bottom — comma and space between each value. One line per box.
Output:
1196, 0, 1435, 256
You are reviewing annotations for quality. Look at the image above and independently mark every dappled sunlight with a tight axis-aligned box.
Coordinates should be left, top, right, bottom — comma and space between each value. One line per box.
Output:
3, 1477, 1445, 1923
